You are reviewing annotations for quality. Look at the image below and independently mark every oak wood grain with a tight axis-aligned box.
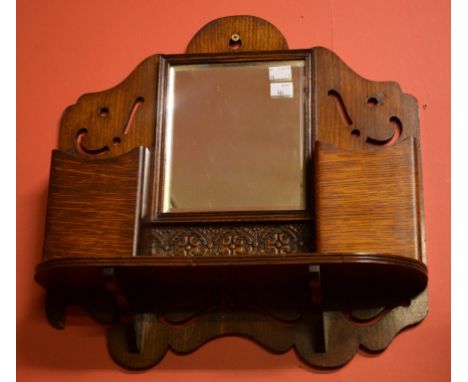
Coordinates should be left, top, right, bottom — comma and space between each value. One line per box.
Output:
43, 148, 148, 260
315, 138, 423, 263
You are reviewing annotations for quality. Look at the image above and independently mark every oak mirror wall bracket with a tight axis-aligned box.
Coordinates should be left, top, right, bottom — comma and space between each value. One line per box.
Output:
36, 15, 428, 370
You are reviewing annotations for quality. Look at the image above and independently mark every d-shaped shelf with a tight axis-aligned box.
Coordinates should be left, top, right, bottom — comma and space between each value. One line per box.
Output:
35, 15, 427, 370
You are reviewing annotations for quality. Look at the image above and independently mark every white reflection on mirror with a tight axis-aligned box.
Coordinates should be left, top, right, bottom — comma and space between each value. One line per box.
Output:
163, 60, 306, 213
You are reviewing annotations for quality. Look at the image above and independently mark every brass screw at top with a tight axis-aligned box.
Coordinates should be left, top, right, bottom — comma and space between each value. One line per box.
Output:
230, 33, 240, 42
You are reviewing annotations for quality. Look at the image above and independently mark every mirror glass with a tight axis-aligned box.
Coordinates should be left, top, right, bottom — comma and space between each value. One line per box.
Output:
163, 59, 306, 213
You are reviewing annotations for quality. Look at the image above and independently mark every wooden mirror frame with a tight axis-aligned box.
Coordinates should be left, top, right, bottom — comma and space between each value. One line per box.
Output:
153, 51, 313, 222
35, 15, 428, 370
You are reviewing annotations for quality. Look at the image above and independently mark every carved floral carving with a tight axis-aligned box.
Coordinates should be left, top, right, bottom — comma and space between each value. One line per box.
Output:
144, 223, 313, 257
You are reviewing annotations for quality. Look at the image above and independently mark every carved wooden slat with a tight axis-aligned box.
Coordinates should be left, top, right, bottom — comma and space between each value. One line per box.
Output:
314, 47, 419, 151
186, 15, 289, 54
105, 290, 428, 370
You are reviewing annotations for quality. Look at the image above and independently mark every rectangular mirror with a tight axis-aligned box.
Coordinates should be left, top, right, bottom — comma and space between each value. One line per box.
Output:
160, 58, 307, 214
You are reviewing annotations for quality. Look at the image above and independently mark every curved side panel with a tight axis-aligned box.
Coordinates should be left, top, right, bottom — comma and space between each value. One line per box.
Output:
313, 47, 426, 270
315, 138, 423, 265
59, 55, 160, 159
42, 148, 149, 261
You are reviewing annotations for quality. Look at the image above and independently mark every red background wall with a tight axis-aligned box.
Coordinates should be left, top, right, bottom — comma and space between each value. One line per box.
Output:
17, 0, 450, 381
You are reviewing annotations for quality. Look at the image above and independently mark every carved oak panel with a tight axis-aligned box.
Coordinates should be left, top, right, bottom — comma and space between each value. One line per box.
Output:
142, 223, 313, 257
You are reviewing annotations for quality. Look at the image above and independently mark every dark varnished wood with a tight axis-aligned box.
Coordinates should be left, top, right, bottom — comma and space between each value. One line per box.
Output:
35, 253, 426, 295
36, 16, 428, 371
106, 290, 428, 370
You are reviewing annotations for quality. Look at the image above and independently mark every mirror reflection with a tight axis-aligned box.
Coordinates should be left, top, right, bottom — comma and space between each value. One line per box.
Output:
163, 60, 306, 213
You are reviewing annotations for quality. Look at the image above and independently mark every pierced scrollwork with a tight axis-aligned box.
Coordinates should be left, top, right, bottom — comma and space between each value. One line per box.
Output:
59, 55, 160, 158
315, 47, 419, 152
74, 97, 145, 156
144, 223, 313, 257
328, 89, 402, 147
